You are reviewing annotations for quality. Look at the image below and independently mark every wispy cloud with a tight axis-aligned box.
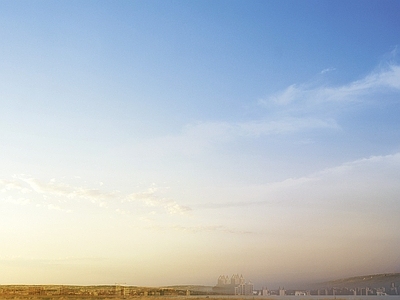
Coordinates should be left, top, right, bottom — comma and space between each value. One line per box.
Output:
195, 152, 400, 212
17, 176, 120, 205
135, 63, 400, 158
264, 64, 400, 106
237, 117, 338, 137
320, 67, 336, 74
127, 188, 191, 215
139, 117, 338, 157
0, 176, 191, 216
0, 179, 31, 193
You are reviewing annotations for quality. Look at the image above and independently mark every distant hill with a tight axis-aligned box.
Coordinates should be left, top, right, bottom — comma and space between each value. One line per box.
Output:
314, 273, 400, 289
161, 285, 214, 294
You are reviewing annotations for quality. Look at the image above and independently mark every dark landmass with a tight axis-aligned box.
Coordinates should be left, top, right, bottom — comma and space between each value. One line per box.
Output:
315, 273, 400, 289
285, 273, 400, 296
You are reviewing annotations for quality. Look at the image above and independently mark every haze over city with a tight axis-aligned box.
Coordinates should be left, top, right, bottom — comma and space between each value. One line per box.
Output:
1, 0, 400, 289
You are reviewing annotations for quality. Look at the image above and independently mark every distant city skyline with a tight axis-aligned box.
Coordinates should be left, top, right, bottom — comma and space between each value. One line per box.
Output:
1, 0, 400, 287
0, 273, 399, 296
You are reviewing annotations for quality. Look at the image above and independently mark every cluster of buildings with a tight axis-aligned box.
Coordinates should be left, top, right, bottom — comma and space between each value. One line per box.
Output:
258, 283, 399, 296
214, 274, 400, 297
214, 274, 254, 295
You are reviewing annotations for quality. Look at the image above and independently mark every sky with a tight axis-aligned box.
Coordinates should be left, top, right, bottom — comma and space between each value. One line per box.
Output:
1, 0, 400, 289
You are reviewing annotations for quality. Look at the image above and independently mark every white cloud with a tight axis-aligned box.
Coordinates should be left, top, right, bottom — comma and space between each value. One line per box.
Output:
196, 152, 400, 212
0, 179, 31, 193
320, 67, 336, 74
3, 196, 31, 206
138, 117, 339, 157
45, 203, 72, 213
237, 117, 338, 137
127, 188, 191, 215
16, 177, 120, 204
282, 152, 400, 205
1, 176, 191, 216
132, 64, 400, 158
265, 64, 400, 106
163, 200, 191, 215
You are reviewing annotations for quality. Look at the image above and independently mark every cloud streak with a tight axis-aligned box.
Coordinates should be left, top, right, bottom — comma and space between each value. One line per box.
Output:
320, 67, 336, 74
195, 152, 400, 212
0, 176, 253, 236
264, 64, 400, 106
126, 188, 191, 215
138, 117, 339, 157
0, 176, 191, 216
237, 117, 338, 137
137, 63, 400, 158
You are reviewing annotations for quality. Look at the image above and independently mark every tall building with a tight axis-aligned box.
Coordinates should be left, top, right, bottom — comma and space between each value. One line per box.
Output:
390, 282, 398, 295
262, 288, 269, 296
218, 275, 229, 285
214, 274, 253, 295
279, 287, 286, 296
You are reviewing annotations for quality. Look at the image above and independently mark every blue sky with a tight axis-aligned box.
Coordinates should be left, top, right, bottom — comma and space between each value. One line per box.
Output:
1, 0, 400, 288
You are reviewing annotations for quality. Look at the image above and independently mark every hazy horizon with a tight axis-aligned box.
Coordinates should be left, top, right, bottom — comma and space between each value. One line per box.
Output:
1, 0, 400, 289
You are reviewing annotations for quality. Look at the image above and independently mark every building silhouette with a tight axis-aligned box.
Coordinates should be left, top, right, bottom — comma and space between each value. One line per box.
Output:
214, 274, 253, 295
